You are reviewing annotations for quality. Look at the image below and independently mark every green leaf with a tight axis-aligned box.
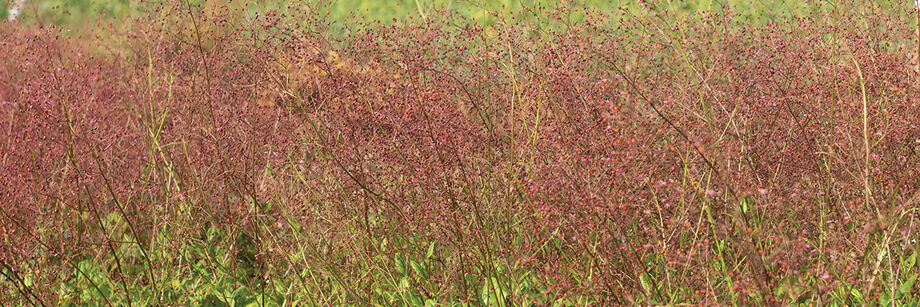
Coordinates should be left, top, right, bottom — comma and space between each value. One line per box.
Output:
395, 256, 407, 275
479, 277, 507, 306
400, 276, 411, 289
879, 290, 891, 306
639, 273, 652, 292
201, 294, 230, 307
426, 242, 435, 260
480, 280, 491, 306
898, 274, 917, 296
850, 288, 864, 304
407, 291, 423, 306
231, 286, 247, 299
411, 260, 428, 280
98, 283, 112, 300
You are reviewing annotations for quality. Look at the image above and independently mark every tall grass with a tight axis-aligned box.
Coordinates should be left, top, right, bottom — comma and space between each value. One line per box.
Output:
1, 0, 919, 305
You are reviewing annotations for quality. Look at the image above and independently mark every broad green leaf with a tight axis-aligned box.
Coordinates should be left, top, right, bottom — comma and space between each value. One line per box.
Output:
231, 286, 247, 298
898, 274, 917, 296
879, 290, 891, 306
411, 260, 428, 280
907, 250, 918, 269
407, 291, 423, 306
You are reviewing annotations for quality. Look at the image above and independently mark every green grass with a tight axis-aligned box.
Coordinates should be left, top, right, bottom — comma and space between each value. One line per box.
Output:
8, 0, 893, 29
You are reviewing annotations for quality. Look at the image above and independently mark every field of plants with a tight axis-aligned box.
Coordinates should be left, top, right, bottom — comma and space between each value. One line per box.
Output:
2, 0, 920, 305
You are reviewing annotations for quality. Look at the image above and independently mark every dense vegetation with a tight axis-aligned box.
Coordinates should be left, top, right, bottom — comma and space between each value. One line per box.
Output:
2, 0, 920, 305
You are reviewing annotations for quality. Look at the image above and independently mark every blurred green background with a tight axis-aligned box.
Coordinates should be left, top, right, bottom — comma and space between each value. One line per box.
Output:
3, 0, 863, 28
